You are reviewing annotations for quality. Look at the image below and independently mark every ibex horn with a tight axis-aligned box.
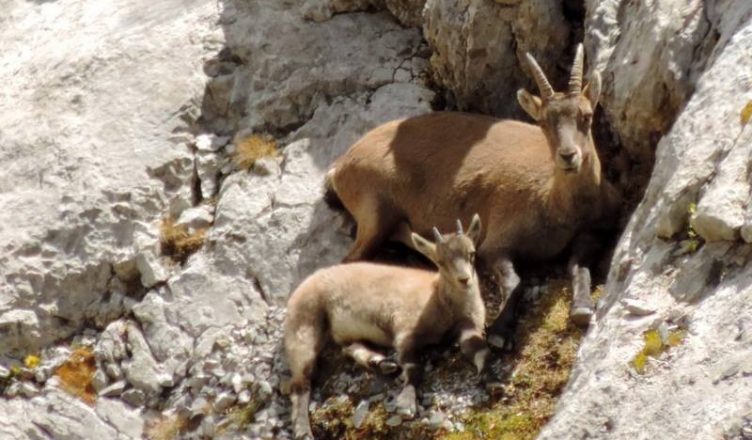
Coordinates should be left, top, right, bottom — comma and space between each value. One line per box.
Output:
525, 52, 554, 100
456, 219, 464, 235
568, 43, 584, 96
432, 227, 444, 243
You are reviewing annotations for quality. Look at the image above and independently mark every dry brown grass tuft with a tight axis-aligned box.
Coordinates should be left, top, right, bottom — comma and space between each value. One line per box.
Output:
55, 346, 97, 404
146, 413, 187, 440
159, 217, 206, 263
232, 133, 277, 170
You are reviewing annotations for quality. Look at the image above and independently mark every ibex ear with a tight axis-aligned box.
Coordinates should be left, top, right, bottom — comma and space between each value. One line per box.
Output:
411, 233, 438, 263
583, 71, 601, 108
466, 213, 482, 246
517, 89, 543, 121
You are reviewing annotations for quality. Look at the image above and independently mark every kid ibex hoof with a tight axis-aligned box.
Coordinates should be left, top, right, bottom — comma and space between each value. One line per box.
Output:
570, 306, 593, 327
377, 359, 400, 375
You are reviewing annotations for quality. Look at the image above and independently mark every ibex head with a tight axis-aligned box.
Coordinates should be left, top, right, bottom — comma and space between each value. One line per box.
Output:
411, 214, 482, 290
517, 44, 601, 174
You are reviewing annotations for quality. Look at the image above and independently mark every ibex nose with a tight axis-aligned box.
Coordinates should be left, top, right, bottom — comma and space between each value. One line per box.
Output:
559, 150, 577, 163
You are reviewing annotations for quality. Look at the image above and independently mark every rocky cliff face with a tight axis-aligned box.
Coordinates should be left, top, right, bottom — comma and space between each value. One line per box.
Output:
1, 0, 751, 439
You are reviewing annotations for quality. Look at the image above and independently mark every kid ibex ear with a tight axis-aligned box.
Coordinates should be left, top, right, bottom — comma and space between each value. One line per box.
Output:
411, 232, 438, 263
584, 71, 601, 109
517, 89, 543, 121
466, 213, 482, 246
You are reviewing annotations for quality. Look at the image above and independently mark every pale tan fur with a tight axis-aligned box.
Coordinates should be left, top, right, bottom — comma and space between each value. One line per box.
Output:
284, 217, 487, 440
327, 45, 621, 329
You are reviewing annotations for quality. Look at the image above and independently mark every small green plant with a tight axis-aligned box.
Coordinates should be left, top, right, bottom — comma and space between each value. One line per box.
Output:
232, 133, 277, 170
159, 217, 206, 263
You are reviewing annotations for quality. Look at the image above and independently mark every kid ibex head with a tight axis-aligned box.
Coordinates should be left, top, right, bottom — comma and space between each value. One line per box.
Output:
411, 214, 482, 289
517, 43, 601, 174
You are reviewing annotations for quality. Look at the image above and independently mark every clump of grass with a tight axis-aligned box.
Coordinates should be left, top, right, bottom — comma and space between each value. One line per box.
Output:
631, 327, 685, 374
159, 217, 206, 263
55, 347, 96, 404
146, 413, 187, 440
232, 133, 277, 170
442, 279, 587, 440
217, 396, 265, 433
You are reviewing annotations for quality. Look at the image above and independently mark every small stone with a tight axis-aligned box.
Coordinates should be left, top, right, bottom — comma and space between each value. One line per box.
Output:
99, 380, 127, 397
200, 414, 216, 437
238, 389, 252, 404
454, 421, 466, 432
191, 396, 209, 416
214, 392, 236, 412
105, 363, 123, 380
136, 251, 169, 288
258, 380, 273, 397
428, 411, 446, 428
252, 157, 280, 176
20, 382, 39, 398
621, 299, 656, 316
5, 382, 20, 397
385, 415, 403, 427
352, 400, 369, 429
0, 365, 9, 379
741, 425, 752, 439
176, 205, 214, 229
195, 134, 230, 152
122, 388, 146, 407
92, 369, 109, 392
203, 359, 220, 371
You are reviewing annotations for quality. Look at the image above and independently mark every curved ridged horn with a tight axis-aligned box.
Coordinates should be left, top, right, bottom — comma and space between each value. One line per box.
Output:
456, 219, 464, 235
568, 43, 584, 96
432, 227, 444, 243
525, 52, 554, 100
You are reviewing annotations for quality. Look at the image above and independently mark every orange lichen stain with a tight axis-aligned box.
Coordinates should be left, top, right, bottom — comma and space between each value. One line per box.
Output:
55, 347, 97, 404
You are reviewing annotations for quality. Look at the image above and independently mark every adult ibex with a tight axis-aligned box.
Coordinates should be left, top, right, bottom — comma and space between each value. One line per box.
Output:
285, 216, 488, 439
326, 44, 621, 341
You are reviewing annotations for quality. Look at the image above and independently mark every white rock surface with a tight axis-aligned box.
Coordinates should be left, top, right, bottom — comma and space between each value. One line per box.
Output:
540, 2, 752, 439
0, 0, 220, 354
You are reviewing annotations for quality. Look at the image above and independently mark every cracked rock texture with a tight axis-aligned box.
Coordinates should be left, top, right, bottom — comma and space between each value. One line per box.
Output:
540, 1, 752, 439
423, 0, 574, 117
2, 0, 752, 439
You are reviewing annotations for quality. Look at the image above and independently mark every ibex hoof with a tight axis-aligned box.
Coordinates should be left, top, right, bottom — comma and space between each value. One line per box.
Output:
377, 359, 400, 375
368, 358, 400, 375
570, 306, 593, 327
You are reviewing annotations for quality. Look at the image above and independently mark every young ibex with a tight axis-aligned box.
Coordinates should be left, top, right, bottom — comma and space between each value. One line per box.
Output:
326, 44, 621, 340
285, 215, 488, 440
